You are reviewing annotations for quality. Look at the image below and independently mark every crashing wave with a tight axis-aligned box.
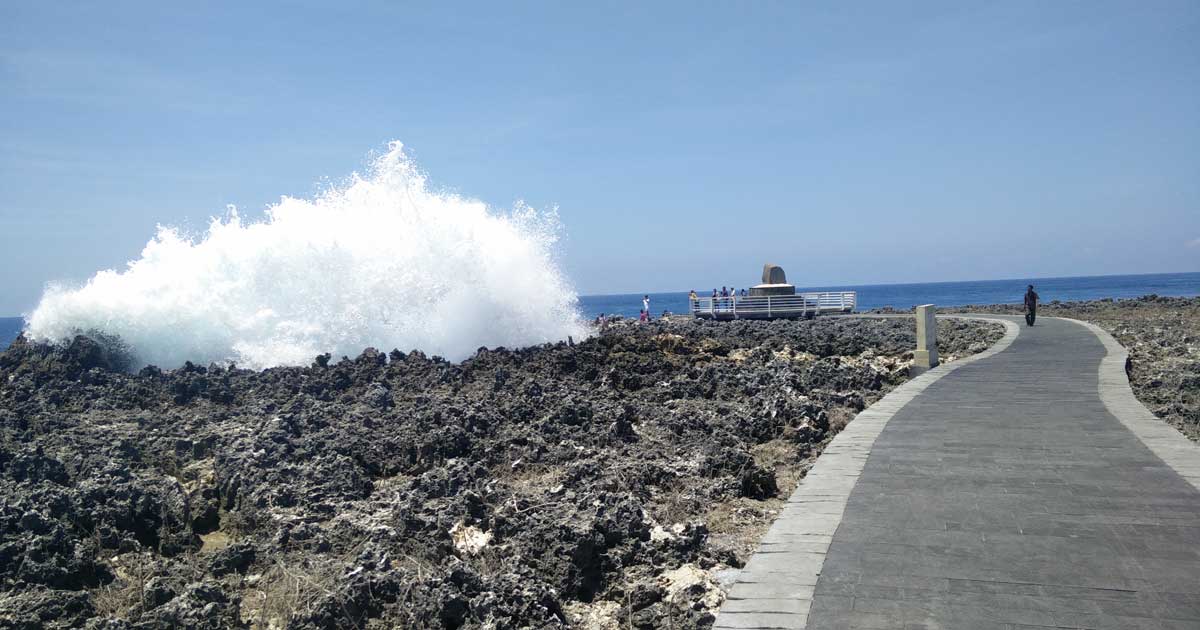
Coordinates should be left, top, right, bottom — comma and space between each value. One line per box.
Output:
27, 142, 588, 369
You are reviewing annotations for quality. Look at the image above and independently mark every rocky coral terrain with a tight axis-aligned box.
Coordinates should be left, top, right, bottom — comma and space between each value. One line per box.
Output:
0, 316, 1002, 629
942, 295, 1200, 442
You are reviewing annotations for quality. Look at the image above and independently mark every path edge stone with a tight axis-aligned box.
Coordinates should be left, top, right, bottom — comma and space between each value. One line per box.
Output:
1061, 316, 1200, 491
713, 316, 1020, 630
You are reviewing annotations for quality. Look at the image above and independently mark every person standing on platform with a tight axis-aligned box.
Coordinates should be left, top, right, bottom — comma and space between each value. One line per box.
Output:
1023, 285, 1039, 326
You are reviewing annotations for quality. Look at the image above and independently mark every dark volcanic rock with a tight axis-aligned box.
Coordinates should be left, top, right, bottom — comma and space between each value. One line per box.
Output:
0, 316, 1002, 628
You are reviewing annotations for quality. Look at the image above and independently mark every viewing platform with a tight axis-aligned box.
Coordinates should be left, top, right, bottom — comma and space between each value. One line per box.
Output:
690, 292, 857, 320
692, 262, 856, 320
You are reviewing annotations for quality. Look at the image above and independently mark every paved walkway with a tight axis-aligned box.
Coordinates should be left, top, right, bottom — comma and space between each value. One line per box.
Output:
716, 316, 1200, 630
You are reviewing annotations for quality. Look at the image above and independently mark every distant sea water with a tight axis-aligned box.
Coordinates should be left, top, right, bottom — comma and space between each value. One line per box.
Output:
578, 272, 1200, 320
0, 317, 23, 350
2, 272, 1196, 353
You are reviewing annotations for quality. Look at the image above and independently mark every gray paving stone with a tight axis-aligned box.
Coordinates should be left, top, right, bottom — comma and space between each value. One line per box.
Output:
717, 316, 1200, 629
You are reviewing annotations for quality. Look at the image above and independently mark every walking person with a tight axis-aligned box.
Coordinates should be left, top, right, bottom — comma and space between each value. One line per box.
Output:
1023, 284, 1039, 326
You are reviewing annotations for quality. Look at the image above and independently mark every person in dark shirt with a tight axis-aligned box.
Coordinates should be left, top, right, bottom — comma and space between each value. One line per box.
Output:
1023, 285, 1040, 326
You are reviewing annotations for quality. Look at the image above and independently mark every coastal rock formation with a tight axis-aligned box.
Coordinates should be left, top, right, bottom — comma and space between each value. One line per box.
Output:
0, 317, 1002, 629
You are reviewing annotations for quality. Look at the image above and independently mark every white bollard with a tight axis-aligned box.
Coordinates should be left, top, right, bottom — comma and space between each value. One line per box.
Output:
912, 304, 938, 375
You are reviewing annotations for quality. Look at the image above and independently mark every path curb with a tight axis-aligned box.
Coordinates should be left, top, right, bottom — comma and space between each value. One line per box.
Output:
1062, 316, 1200, 492
714, 316, 1020, 630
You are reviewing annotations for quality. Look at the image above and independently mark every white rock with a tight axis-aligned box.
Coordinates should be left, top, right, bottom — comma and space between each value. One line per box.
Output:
713, 567, 741, 590
562, 600, 621, 630
658, 563, 725, 610
449, 521, 492, 555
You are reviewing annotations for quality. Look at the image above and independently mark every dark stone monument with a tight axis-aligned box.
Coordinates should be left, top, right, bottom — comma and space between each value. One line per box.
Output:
749, 263, 797, 297
762, 263, 788, 285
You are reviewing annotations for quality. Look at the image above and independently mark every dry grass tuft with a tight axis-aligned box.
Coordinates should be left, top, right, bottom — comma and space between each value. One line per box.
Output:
240, 558, 342, 629
88, 552, 156, 620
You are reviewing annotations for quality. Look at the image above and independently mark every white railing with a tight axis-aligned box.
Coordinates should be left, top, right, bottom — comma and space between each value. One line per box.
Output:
689, 291, 856, 319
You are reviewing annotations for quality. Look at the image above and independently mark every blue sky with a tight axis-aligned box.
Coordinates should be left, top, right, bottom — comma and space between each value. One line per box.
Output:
2, 1, 1198, 314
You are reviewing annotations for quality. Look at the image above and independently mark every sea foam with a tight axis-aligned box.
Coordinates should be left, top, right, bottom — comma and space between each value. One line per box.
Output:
26, 142, 589, 369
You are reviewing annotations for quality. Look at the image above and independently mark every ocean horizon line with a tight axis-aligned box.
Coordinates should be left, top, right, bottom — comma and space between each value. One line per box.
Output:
578, 270, 1200, 299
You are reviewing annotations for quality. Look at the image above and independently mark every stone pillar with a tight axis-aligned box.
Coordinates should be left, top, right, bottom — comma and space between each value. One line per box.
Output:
912, 304, 938, 375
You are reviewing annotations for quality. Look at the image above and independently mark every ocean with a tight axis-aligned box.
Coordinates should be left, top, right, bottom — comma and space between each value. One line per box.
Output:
3, 272, 1196, 353
0, 317, 22, 350
578, 272, 1200, 320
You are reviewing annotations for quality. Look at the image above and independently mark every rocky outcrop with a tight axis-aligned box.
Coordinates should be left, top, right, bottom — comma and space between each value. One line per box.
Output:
0, 317, 1002, 628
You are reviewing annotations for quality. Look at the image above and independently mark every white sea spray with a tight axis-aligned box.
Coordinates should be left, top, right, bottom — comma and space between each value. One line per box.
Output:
27, 142, 589, 369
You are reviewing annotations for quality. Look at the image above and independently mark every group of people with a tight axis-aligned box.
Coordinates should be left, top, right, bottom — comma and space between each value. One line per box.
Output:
686, 286, 746, 311
613, 295, 665, 324
639, 294, 652, 322
591, 293, 673, 327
